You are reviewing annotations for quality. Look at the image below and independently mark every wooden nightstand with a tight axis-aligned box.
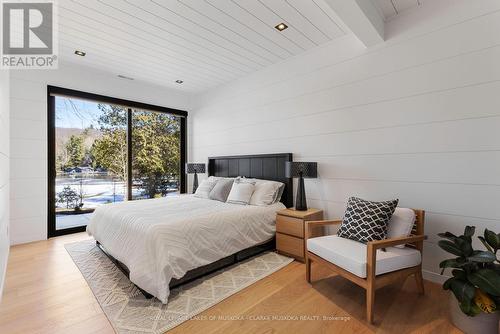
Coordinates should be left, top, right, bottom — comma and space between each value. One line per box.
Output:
276, 208, 323, 262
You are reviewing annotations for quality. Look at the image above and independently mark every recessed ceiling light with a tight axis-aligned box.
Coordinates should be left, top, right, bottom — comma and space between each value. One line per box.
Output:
74, 50, 86, 57
275, 23, 288, 31
118, 74, 134, 80
175, 80, 184, 84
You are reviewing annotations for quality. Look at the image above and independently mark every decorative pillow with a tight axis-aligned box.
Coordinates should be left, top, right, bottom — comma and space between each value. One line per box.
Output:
209, 178, 234, 202
234, 176, 255, 184
226, 179, 256, 205
337, 197, 399, 243
193, 178, 218, 198
274, 183, 285, 203
387, 207, 416, 248
250, 180, 284, 206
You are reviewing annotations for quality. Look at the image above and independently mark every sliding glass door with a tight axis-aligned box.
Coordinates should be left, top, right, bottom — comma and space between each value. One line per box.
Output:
48, 87, 187, 237
54, 98, 127, 231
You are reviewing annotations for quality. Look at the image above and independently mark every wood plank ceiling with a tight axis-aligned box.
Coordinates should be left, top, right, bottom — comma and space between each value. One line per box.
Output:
58, 0, 346, 93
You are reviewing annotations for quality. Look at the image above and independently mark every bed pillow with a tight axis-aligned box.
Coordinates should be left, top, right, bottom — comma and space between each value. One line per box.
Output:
226, 179, 256, 205
249, 180, 284, 206
237, 177, 285, 204
234, 176, 255, 184
209, 178, 234, 202
194, 178, 218, 198
386, 207, 416, 248
337, 197, 398, 243
274, 183, 286, 203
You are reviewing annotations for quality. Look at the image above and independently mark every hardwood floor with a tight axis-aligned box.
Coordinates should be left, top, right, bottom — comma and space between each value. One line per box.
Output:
0, 233, 461, 334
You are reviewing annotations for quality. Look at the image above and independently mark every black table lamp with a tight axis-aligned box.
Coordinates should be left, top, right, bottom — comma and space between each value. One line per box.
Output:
186, 163, 206, 193
285, 162, 318, 211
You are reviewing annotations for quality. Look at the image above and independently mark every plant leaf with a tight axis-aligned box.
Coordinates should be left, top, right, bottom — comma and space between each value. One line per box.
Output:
464, 226, 476, 238
474, 289, 496, 313
452, 269, 467, 280
438, 232, 458, 241
467, 251, 497, 263
443, 277, 455, 290
438, 240, 464, 257
439, 259, 461, 269
459, 298, 472, 315
468, 269, 500, 296
478, 236, 493, 252
456, 237, 473, 257
469, 303, 482, 316
450, 279, 475, 303
484, 229, 500, 250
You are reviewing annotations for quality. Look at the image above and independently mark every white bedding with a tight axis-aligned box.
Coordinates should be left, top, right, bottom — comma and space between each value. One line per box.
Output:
86, 195, 285, 303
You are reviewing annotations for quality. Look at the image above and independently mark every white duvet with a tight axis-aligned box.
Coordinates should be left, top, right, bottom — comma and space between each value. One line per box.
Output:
86, 195, 285, 303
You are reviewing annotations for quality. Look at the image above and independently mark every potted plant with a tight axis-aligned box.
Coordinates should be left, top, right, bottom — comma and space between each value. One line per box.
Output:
438, 226, 500, 333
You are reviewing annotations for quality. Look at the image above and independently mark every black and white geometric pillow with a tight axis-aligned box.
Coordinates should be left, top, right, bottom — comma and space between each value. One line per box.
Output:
337, 197, 399, 243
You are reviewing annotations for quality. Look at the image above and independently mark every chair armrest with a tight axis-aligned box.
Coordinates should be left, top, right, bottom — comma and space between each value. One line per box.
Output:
305, 220, 342, 239
367, 235, 427, 250
365, 234, 427, 280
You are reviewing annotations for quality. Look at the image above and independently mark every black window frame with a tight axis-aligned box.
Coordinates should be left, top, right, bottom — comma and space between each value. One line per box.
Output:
47, 85, 187, 238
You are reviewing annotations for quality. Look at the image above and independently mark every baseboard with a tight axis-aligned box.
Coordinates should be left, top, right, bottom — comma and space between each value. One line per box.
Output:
423, 269, 449, 284
10, 233, 47, 246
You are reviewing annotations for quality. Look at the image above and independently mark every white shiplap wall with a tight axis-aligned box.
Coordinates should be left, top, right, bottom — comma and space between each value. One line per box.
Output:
0, 69, 10, 297
9, 63, 192, 245
191, 0, 500, 282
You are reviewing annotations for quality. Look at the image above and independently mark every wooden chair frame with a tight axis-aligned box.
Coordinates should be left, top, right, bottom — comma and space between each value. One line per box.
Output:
305, 209, 426, 324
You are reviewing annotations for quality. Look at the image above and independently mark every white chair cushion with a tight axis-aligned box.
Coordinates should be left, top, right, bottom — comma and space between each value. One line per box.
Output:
307, 235, 421, 278
387, 208, 416, 248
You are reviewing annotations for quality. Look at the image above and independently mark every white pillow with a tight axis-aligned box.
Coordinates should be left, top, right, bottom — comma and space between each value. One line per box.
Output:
386, 207, 416, 248
194, 178, 218, 198
234, 176, 254, 184
226, 179, 256, 205
250, 181, 284, 206
236, 177, 284, 204
274, 183, 285, 203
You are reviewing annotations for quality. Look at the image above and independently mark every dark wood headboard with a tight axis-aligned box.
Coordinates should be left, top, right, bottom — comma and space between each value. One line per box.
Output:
208, 153, 293, 208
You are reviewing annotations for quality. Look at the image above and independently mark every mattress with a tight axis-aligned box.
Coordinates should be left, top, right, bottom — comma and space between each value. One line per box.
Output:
86, 195, 285, 303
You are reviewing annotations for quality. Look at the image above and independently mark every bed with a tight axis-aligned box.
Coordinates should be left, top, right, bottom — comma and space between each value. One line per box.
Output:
86, 153, 293, 303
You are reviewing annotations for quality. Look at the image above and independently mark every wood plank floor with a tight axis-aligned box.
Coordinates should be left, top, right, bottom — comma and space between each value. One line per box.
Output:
0, 233, 461, 334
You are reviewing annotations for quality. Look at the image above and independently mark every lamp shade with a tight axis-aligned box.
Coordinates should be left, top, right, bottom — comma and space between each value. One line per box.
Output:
285, 162, 317, 178
186, 163, 206, 174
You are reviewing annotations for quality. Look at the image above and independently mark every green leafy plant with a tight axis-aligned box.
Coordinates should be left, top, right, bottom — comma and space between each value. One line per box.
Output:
438, 226, 500, 316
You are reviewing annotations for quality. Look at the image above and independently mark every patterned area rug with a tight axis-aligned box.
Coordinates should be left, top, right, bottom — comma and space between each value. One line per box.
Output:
65, 240, 293, 333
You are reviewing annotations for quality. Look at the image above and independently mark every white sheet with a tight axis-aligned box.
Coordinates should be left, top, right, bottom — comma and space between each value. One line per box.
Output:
86, 195, 285, 303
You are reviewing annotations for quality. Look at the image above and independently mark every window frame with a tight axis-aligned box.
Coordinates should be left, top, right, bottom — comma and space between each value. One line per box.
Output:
47, 86, 187, 238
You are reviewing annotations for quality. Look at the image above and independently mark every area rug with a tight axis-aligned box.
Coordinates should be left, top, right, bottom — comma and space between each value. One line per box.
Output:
65, 240, 293, 333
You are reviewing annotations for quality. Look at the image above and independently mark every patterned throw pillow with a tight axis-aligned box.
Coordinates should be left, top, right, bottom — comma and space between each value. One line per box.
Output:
337, 197, 399, 243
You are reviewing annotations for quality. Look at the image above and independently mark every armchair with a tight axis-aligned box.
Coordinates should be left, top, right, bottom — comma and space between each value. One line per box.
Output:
305, 209, 426, 324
